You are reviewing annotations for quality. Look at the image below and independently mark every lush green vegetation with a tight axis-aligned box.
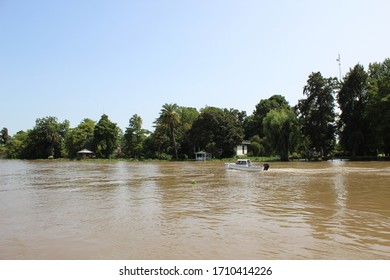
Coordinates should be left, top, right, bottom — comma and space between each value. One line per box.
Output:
1, 58, 389, 161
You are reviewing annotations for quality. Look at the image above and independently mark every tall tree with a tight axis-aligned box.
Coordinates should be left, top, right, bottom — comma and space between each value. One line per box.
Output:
366, 58, 390, 155
143, 124, 171, 159
123, 114, 148, 159
296, 72, 337, 157
156, 103, 180, 160
176, 107, 199, 158
244, 95, 290, 139
189, 106, 244, 158
5, 130, 29, 159
263, 108, 298, 161
0, 128, 10, 145
93, 114, 119, 158
25, 116, 69, 159
337, 64, 369, 156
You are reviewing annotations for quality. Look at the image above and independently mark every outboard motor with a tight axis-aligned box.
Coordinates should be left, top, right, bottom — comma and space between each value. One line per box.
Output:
263, 163, 269, 171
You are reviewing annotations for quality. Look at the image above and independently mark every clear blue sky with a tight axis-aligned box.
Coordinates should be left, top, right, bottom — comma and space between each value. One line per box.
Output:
1, 0, 389, 135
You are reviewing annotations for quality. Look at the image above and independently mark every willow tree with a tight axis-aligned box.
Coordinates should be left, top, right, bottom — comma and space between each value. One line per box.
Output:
244, 95, 290, 139
156, 103, 180, 160
263, 108, 298, 161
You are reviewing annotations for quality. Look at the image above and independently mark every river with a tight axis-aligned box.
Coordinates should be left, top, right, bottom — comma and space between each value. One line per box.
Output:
0, 160, 389, 259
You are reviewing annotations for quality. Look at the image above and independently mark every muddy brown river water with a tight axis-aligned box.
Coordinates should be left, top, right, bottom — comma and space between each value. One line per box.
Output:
0, 160, 389, 259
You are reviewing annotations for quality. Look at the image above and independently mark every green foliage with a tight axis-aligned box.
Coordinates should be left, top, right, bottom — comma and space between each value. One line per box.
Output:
176, 107, 199, 158
0, 128, 10, 145
65, 118, 95, 158
142, 125, 171, 159
93, 114, 120, 158
263, 108, 298, 161
147, 106, 199, 160
337, 64, 369, 156
178, 107, 199, 131
122, 114, 148, 159
296, 72, 337, 157
5, 131, 29, 158
249, 135, 265, 157
189, 106, 244, 158
366, 59, 390, 155
156, 103, 180, 160
244, 95, 290, 139
2, 58, 389, 160
23, 117, 69, 159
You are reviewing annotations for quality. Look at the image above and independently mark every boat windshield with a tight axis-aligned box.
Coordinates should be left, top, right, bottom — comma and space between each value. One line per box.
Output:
236, 160, 250, 165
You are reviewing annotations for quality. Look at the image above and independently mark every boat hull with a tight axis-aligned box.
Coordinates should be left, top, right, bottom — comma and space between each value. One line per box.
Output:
225, 163, 263, 172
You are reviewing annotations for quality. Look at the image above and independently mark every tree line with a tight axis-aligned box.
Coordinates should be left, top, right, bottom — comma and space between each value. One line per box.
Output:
1, 58, 389, 161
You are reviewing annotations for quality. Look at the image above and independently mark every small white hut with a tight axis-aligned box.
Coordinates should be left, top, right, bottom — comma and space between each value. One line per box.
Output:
236, 140, 250, 156
77, 149, 94, 159
195, 151, 212, 161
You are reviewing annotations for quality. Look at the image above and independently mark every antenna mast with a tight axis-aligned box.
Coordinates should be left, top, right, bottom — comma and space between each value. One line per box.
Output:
336, 54, 341, 80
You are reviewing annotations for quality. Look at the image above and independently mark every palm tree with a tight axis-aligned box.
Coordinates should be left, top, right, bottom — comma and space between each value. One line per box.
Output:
157, 103, 180, 160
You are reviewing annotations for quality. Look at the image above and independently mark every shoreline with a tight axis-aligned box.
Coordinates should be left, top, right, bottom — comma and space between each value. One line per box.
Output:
2, 156, 389, 162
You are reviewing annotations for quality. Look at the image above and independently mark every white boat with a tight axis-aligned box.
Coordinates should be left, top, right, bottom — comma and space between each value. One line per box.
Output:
225, 159, 269, 172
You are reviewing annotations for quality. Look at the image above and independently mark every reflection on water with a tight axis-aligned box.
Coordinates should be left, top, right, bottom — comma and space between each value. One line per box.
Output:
0, 160, 389, 259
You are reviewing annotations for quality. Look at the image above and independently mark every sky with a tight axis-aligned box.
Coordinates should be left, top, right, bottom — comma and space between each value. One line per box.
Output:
1, 0, 389, 135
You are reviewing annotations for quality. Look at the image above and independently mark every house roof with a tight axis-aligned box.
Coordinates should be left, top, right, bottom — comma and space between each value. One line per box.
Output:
77, 149, 94, 154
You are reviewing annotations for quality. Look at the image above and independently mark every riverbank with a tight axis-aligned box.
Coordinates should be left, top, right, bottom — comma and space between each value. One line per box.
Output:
2, 155, 389, 162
